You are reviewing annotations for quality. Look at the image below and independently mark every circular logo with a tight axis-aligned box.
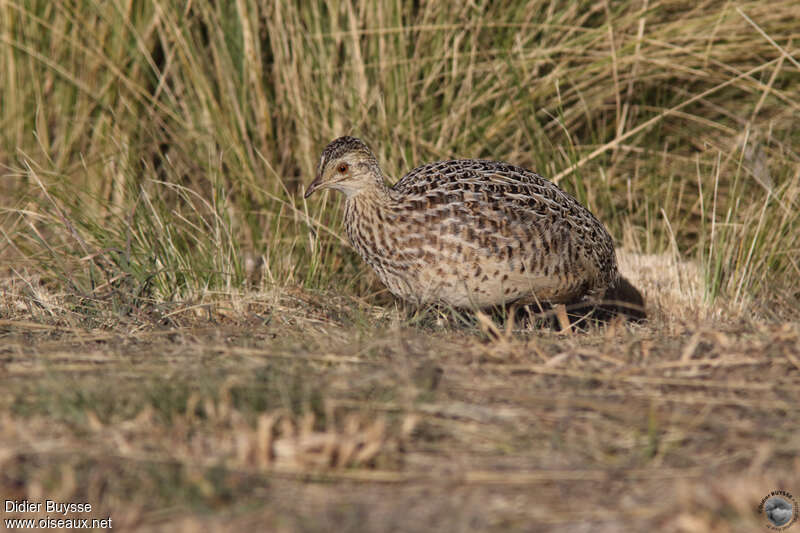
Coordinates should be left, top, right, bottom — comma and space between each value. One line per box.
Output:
759, 491, 798, 530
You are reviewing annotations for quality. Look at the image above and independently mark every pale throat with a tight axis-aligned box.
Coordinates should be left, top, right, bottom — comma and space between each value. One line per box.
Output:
337, 169, 392, 201
328, 181, 364, 199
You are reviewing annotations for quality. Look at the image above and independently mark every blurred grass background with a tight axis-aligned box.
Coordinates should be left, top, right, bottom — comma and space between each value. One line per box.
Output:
1, 0, 799, 314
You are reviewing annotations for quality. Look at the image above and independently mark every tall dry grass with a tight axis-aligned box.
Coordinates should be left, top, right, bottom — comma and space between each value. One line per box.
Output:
1, 0, 798, 314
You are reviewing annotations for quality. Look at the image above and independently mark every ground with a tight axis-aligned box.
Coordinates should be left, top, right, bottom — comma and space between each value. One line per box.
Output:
1, 252, 798, 532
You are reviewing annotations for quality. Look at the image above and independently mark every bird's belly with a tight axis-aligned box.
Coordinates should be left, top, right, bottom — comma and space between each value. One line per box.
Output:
358, 214, 611, 308
376, 255, 577, 308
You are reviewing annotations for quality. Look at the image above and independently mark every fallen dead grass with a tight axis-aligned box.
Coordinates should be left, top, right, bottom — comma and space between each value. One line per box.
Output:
1, 252, 799, 531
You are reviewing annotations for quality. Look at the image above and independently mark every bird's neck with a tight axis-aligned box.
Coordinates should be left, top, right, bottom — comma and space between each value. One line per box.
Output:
346, 164, 394, 202
344, 185, 392, 225
342, 180, 398, 260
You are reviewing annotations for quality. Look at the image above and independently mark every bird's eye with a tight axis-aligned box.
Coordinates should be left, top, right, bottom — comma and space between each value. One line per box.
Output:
337, 163, 349, 173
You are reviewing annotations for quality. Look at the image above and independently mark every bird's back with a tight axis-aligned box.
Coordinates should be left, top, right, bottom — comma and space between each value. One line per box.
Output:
347, 159, 619, 308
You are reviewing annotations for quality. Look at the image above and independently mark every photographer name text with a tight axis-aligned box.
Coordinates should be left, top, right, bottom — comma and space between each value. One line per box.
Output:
4, 500, 112, 529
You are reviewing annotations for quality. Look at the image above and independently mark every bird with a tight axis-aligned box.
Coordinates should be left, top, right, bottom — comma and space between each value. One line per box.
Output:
304, 136, 645, 321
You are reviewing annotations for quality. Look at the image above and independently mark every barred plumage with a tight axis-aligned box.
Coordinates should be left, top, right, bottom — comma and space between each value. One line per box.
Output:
305, 136, 644, 317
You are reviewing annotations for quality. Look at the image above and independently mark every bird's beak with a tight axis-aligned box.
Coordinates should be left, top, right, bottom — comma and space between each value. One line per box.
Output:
304, 173, 324, 199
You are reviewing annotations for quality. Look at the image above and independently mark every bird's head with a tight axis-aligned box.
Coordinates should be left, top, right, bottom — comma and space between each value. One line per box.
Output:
304, 136, 384, 199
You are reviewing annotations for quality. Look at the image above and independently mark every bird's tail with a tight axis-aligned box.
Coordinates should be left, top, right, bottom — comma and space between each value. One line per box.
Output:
600, 276, 646, 321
